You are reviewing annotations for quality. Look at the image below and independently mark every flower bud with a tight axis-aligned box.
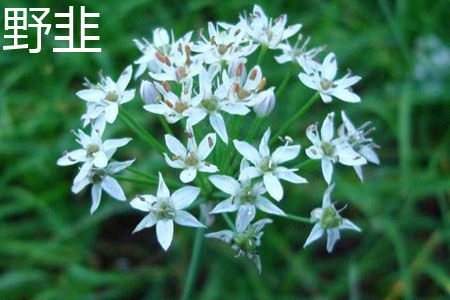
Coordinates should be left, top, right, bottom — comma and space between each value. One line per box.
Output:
140, 80, 159, 104
253, 88, 275, 117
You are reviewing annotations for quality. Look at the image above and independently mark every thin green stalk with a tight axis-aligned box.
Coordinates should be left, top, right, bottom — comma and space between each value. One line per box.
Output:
293, 159, 315, 170
279, 214, 311, 224
270, 92, 320, 145
256, 45, 268, 66
181, 214, 206, 300
275, 64, 295, 99
114, 175, 158, 186
119, 108, 166, 154
222, 213, 236, 230
158, 115, 173, 135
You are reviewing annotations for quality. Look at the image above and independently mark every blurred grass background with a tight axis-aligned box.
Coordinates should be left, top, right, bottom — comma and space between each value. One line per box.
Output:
0, 0, 450, 299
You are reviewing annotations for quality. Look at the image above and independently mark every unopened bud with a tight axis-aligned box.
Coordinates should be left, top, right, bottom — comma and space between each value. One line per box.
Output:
140, 80, 159, 104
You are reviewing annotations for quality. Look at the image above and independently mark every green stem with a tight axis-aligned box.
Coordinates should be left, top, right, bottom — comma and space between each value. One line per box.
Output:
279, 214, 311, 224
114, 175, 158, 186
270, 92, 320, 145
257, 45, 268, 66
293, 159, 315, 170
158, 115, 173, 135
275, 64, 295, 99
181, 214, 206, 300
222, 213, 236, 231
119, 108, 166, 154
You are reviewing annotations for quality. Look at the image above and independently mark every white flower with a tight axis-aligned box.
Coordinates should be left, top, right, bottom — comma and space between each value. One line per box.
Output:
72, 160, 134, 214
164, 126, 218, 183
305, 112, 367, 184
192, 21, 257, 64
130, 173, 205, 251
275, 35, 324, 65
77, 65, 136, 126
298, 53, 361, 103
57, 129, 132, 184
303, 183, 361, 252
234, 128, 307, 201
241, 5, 302, 49
205, 218, 272, 273
133, 27, 172, 78
143, 78, 201, 124
253, 88, 276, 117
338, 111, 380, 181
188, 67, 250, 144
209, 164, 285, 232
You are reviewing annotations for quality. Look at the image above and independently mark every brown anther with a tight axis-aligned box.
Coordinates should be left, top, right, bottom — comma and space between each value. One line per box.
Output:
163, 81, 171, 92
236, 63, 243, 77
185, 44, 191, 56
249, 68, 258, 80
234, 29, 241, 36
155, 51, 166, 63
208, 136, 214, 147
233, 82, 240, 93
164, 56, 172, 67
172, 155, 181, 160
231, 195, 236, 204
205, 162, 210, 167
257, 77, 267, 90
210, 36, 217, 46
177, 43, 182, 53
186, 131, 193, 139
164, 99, 174, 108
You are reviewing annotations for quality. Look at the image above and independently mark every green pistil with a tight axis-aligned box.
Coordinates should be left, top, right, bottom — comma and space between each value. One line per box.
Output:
321, 207, 342, 228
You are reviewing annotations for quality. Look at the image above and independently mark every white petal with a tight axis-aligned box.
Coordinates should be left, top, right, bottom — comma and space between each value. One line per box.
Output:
321, 159, 333, 185
259, 128, 271, 157
275, 167, 308, 184
71, 177, 91, 194
107, 159, 135, 174
76, 89, 105, 102
221, 103, 250, 115
133, 214, 157, 233
157, 173, 170, 198
271, 145, 300, 163
174, 210, 205, 228
120, 89, 135, 104
305, 146, 322, 159
205, 230, 235, 243
321, 53, 337, 81
164, 153, 184, 169
101, 176, 126, 201
320, 93, 332, 103
359, 146, 379, 164
210, 198, 239, 214
103, 138, 132, 151
338, 147, 367, 166
156, 219, 174, 251
236, 205, 256, 233
180, 168, 197, 183
340, 218, 361, 232
333, 89, 361, 103
117, 65, 132, 91
198, 163, 218, 173
326, 228, 340, 252
233, 140, 260, 165
282, 24, 302, 40
263, 173, 283, 201
74, 161, 93, 183
255, 196, 285, 215
130, 195, 156, 211
321, 112, 335, 142
305, 124, 320, 144
322, 183, 335, 208
298, 73, 318, 90
105, 103, 119, 123
209, 113, 228, 144
90, 183, 102, 214
171, 186, 200, 209
57, 149, 86, 166
93, 151, 108, 168
144, 104, 167, 115
198, 133, 216, 159
238, 166, 262, 181
354, 165, 364, 182
208, 175, 240, 195
164, 135, 187, 157
303, 223, 324, 248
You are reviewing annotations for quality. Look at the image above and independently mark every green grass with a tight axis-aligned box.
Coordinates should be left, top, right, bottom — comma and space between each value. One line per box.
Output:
1, 0, 450, 299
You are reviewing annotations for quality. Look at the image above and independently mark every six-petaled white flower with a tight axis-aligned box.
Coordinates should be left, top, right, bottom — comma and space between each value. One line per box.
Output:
304, 183, 361, 252
130, 173, 205, 251
57, 129, 132, 184
164, 126, 218, 183
209, 160, 285, 232
275, 35, 324, 65
234, 128, 307, 201
305, 112, 367, 184
72, 160, 135, 214
241, 5, 302, 49
206, 218, 272, 273
77, 65, 136, 129
339, 111, 380, 181
298, 53, 361, 103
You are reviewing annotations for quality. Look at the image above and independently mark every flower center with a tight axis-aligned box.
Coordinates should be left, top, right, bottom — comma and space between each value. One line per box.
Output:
320, 78, 333, 90
237, 89, 251, 100
184, 151, 199, 167
154, 199, 176, 220
174, 100, 188, 114
259, 156, 276, 172
321, 207, 342, 228
201, 97, 218, 112
218, 44, 228, 55
91, 169, 106, 183
86, 144, 100, 156
238, 185, 257, 204
321, 141, 335, 157
105, 92, 119, 102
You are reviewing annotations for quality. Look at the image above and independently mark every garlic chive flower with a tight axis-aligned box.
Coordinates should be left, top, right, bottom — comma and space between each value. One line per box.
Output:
140, 80, 161, 104
130, 173, 205, 251
77, 65, 135, 127
275, 34, 324, 65
57, 129, 132, 184
338, 111, 380, 181
241, 5, 302, 49
206, 218, 272, 273
298, 53, 361, 103
209, 160, 285, 232
305, 112, 367, 184
304, 183, 361, 252
72, 160, 135, 214
164, 126, 218, 183
234, 128, 307, 201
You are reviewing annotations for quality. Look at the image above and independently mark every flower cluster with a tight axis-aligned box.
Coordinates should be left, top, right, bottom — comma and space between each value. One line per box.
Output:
58, 5, 379, 273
